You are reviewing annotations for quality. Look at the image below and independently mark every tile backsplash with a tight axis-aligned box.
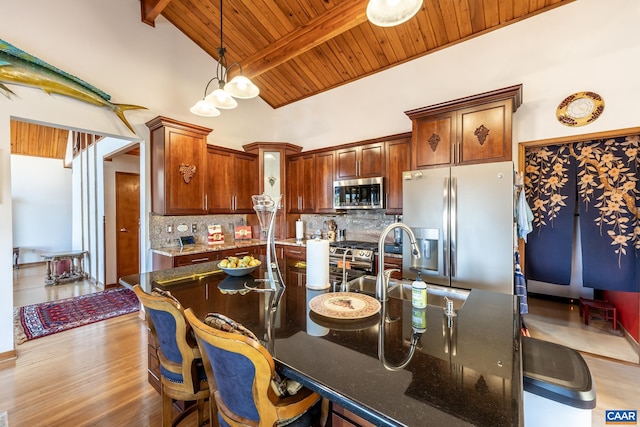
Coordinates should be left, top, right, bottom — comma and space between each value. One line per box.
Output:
149, 213, 247, 248
149, 210, 398, 248
299, 211, 397, 243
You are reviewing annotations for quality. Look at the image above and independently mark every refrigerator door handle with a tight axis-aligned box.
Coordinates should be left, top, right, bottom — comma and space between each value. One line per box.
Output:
450, 176, 457, 278
443, 177, 450, 277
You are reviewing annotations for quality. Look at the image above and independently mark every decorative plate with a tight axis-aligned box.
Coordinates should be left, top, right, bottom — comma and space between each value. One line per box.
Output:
556, 91, 604, 127
309, 311, 380, 331
309, 292, 381, 320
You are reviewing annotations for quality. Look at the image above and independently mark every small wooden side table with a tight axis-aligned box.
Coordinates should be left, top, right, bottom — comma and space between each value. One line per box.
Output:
41, 250, 88, 285
579, 297, 617, 330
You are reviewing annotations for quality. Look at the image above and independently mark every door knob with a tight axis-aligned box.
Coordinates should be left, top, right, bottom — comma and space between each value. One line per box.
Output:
120, 228, 129, 232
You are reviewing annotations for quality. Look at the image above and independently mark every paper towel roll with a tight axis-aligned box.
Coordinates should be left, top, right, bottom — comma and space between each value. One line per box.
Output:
305, 239, 330, 290
295, 220, 304, 241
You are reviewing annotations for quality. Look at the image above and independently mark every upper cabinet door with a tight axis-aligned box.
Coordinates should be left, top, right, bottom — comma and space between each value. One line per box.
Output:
234, 153, 258, 212
406, 84, 522, 170
385, 137, 411, 214
335, 147, 358, 179
207, 147, 258, 213
335, 143, 384, 179
315, 151, 336, 212
301, 154, 316, 212
287, 154, 315, 213
207, 149, 234, 213
457, 99, 512, 165
411, 112, 454, 169
147, 116, 211, 215
359, 143, 385, 177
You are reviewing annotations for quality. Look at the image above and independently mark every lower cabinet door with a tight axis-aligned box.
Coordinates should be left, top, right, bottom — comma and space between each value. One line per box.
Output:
332, 404, 376, 427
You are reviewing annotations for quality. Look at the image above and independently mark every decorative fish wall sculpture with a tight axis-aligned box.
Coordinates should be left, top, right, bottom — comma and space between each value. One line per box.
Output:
0, 38, 145, 134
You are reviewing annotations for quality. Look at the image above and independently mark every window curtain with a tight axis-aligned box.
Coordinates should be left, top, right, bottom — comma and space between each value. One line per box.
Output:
524, 135, 639, 292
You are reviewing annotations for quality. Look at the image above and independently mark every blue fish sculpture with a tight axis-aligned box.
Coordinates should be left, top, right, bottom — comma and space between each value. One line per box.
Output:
0, 38, 146, 134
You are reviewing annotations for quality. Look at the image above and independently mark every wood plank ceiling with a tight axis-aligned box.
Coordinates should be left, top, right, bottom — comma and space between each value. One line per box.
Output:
141, 0, 574, 109
10, 120, 69, 160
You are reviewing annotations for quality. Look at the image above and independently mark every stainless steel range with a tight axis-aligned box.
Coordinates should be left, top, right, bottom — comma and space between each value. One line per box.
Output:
328, 240, 377, 279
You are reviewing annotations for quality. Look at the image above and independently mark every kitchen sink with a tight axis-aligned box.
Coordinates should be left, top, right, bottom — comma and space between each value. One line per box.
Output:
345, 275, 469, 311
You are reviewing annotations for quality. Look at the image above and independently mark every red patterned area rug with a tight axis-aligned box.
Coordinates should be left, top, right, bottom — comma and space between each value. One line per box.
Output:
14, 287, 139, 344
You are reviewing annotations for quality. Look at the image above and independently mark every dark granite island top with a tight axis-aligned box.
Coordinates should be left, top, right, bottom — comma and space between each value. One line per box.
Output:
120, 257, 523, 427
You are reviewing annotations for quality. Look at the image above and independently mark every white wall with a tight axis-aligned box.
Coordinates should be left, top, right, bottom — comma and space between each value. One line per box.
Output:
0, 114, 13, 355
11, 155, 72, 264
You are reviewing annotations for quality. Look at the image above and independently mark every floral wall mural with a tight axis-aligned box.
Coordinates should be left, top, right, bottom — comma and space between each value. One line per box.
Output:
524, 135, 639, 292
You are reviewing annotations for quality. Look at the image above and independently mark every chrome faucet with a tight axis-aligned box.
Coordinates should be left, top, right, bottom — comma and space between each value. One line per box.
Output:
376, 223, 421, 301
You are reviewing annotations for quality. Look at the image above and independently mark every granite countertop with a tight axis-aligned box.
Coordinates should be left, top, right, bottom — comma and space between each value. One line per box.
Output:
150, 239, 265, 257
151, 238, 403, 258
121, 257, 522, 426
150, 238, 312, 257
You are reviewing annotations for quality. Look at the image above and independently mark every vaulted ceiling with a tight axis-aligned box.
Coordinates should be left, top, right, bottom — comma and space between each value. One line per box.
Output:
141, 0, 573, 109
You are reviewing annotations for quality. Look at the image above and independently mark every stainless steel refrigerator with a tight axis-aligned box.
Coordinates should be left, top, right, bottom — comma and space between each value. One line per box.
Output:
402, 161, 515, 294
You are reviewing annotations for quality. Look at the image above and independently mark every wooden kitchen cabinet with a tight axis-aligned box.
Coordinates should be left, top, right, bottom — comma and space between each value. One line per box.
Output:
315, 150, 336, 212
335, 142, 385, 180
243, 142, 303, 240
287, 153, 315, 213
147, 116, 212, 215
281, 245, 306, 261
384, 135, 411, 214
207, 146, 258, 213
410, 112, 455, 169
174, 252, 215, 267
332, 404, 376, 427
406, 84, 522, 170
152, 251, 215, 269
152, 246, 265, 270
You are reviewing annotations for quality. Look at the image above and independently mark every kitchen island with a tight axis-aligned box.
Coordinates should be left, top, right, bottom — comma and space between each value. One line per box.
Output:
120, 256, 522, 427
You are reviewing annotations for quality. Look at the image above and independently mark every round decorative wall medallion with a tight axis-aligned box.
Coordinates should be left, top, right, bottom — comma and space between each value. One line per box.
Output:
556, 91, 604, 127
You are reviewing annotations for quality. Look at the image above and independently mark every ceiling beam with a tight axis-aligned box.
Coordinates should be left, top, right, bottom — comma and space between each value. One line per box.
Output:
141, 0, 172, 27
234, 0, 370, 79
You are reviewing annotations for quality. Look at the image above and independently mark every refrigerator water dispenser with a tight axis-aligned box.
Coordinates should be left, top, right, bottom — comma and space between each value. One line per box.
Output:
411, 228, 439, 272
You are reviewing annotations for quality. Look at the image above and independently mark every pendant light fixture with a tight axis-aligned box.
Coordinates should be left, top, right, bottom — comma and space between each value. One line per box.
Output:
366, 0, 423, 27
190, 0, 259, 117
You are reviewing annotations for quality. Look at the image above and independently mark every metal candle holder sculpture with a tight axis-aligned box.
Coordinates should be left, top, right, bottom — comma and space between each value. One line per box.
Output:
251, 194, 285, 350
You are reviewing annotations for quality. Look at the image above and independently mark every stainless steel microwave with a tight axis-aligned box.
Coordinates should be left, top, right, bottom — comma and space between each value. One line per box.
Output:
333, 177, 384, 210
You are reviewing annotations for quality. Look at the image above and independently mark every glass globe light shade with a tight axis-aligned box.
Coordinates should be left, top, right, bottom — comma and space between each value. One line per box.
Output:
205, 88, 238, 109
190, 100, 221, 117
366, 0, 422, 27
225, 75, 260, 99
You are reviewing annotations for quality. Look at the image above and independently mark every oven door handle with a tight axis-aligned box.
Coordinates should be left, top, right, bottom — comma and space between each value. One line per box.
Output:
329, 259, 372, 269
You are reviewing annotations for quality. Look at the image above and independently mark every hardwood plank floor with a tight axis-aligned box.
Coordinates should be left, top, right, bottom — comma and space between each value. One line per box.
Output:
12, 262, 100, 307
0, 313, 166, 426
525, 296, 639, 363
4, 265, 639, 426
4, 264, 199, 426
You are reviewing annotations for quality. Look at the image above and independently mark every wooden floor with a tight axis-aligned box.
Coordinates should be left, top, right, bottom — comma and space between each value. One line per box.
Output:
3, 264, 640, 427
525, 297, 639, 363
3, 264, 201, 427
524, 297, 640, 426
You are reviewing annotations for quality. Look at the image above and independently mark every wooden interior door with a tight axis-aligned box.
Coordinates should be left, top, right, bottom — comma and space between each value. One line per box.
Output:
116, 172, 140, 281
